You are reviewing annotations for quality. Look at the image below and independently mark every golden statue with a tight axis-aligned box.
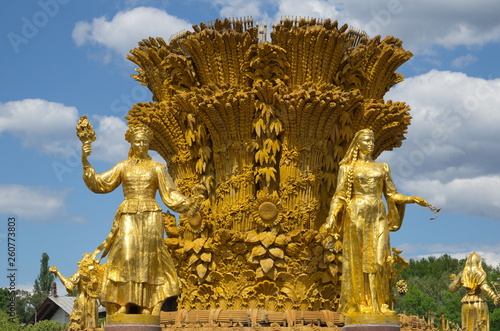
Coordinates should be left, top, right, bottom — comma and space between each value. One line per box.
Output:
124, 18, 416, 312
450, 252, 500, 331
325, 128, 436, 319
49, 253, 105, 331
78, 118, 202, 316
63, 18, 446, 327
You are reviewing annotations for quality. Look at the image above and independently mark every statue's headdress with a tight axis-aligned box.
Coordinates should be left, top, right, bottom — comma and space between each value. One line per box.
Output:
462, 252, 486, 293
125, 124, 154, 143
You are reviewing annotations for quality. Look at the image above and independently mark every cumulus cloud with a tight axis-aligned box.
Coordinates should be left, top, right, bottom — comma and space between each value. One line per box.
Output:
381, 70, 500, 220
69, 1, 500, 60
451, 54, 477, 69
0, 99, 130, 166
207, 0, 500, 54
331, 0, 500, 53
273, 0, 343, 21
405, 244, 500, 268
0, 185, 70, 222
415, 249, 500, 272
91, 115, 129, 163
213, 0, 268, 20
72, 7, 192, 58
0, 99, 79, 157
399, 177, 500, 220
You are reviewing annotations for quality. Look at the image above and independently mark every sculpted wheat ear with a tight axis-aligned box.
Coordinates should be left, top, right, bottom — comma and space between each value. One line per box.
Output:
76, 115, 96, 145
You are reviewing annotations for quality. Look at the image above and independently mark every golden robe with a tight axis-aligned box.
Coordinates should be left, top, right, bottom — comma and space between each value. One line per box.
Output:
331, 161, 403, 314
450, 267, 497, 330
83, 158, 189, 309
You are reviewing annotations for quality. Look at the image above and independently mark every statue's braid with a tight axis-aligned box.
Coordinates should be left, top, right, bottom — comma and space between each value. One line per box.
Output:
345, 146, 358, 203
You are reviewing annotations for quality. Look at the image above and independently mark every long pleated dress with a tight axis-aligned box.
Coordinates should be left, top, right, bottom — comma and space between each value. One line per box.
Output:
83, 158, 190, 309
332, 161, 404, 315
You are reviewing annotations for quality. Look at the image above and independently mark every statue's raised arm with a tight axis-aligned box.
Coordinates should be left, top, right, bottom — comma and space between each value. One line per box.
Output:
77, 119, 203, 317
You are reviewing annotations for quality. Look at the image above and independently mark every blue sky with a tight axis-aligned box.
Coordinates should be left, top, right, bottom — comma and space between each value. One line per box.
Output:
1, 0, 500, 292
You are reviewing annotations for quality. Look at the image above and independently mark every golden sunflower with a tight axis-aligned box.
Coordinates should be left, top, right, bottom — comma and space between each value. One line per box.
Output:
251, 195, 283, 227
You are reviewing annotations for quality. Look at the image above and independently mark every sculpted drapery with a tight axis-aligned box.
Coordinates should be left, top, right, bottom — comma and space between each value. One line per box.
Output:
450, 252, 500, 331
82, 124, 195, 315
325, 129, 430, 316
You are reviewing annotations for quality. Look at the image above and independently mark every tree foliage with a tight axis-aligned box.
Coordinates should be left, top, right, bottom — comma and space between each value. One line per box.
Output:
24, 320, 66, 331
33, 253, 55, 295
32, 253, 55, 310
1, 253, 57, 324
0, 310, 19, 331
0, 288, 36, 324
394, 254, 500, 328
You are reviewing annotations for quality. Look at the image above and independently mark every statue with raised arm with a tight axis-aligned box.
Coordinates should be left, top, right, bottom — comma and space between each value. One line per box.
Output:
77, 116, 203, 316
450, 252, 500, 331
325, 128, 437, 319
49, 253, 105, 331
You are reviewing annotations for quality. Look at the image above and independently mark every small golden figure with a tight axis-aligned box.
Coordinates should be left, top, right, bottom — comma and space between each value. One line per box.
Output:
325, 128, 436, 316
450, 252, 500, 331
49, 253, 104, 331
79, 118, 202, 316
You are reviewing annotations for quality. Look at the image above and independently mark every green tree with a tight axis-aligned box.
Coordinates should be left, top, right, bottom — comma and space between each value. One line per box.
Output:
0, 288, 36, 324
24, 320, 66, 331
396, 284, 437, 317
0, 310, 19, 331
15, 290, 35, 324
0, 288, 9, 310
32, 253, 55, 310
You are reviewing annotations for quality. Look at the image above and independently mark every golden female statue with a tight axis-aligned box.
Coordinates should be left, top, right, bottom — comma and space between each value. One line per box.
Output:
49, 254, 104, 330
80, 122, 201, 316
325, 129, 432, 316
450, 252, 500, 331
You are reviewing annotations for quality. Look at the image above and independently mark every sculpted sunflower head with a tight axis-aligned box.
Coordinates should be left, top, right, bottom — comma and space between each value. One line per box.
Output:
252, 195, 283, 227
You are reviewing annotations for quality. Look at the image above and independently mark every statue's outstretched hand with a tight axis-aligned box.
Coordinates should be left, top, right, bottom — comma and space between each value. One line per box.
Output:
91, 249, 103, 263
494, 296, 500, 306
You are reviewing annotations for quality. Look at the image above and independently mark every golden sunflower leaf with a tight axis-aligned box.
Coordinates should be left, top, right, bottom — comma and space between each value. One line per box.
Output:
260, 258, 274, 274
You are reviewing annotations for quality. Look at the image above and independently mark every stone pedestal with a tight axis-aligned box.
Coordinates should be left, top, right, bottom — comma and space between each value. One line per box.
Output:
342, 313, 400, 331
104, 314, 161, 331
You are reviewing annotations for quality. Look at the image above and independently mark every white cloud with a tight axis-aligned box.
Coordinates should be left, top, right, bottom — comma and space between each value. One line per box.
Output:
399, 177, 500, 220
333, 0, 500, 53
69, 2, 500, 60
385, 70, 500, 178
381, 70, 500, 220
0, 99, 131, 165
435, 251, 500, 269
451, 54, 477, 69
91, 115, 129, 163
239, 0, 500, 54
400, 243, 500, 268
274, 0, 343, 21
0, 185, 70, 222
0, 99, 79, 157
72, 7, 192, 58
213, 0, 267, 19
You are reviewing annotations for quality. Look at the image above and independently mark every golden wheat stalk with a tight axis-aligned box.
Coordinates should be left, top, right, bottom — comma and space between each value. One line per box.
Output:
76, 115, 96, 147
